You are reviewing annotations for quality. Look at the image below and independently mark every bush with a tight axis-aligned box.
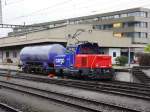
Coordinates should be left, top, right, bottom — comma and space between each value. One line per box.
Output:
115, 56, 128, 66
7, 58, 13, 63
144, 44, 150, 53
138, 53, 150, 66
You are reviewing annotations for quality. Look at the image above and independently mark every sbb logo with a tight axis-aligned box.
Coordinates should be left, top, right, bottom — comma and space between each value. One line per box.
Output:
55, 58, 65, 64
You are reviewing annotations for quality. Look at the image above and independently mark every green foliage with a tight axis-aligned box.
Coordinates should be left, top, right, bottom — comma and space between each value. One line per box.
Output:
144, 44, 150, 53
115, 56, 128, 66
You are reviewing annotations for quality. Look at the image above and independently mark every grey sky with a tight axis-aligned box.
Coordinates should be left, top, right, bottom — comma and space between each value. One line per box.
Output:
2, 0, 150, 24
0, 0, 150, 36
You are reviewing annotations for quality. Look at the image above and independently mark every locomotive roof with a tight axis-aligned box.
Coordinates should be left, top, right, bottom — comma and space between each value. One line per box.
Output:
67, 42, 98, 48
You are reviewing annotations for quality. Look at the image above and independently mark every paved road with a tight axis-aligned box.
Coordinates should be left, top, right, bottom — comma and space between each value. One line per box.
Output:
115, 72, 133, 82
142, 69, 150, 77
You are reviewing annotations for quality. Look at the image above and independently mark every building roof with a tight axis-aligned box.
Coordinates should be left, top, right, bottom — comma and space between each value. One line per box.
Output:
32, 7, 150, 26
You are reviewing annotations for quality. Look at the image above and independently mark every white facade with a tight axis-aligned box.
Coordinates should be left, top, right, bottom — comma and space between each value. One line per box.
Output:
0, 49, 20, 64
108, 48, 121, 64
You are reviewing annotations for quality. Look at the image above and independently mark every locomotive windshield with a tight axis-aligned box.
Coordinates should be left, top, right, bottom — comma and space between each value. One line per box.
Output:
79, 43, 99, 54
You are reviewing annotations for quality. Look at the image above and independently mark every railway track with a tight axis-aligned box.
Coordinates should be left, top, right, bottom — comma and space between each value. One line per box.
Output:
132, 66, 150, 85
0, 80, 142, 112
0, 103, 21, 112
0, 70, 150, 101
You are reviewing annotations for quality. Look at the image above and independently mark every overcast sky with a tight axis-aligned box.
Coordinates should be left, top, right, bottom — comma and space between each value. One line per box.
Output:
1, 0, 150, 36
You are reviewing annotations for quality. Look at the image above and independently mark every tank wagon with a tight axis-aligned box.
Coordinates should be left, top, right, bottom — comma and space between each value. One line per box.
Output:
20, 44, 66, 74
20, 42, 114, 79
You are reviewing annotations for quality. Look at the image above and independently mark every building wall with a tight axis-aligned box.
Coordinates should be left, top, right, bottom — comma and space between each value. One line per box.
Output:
0, 49, 20, 64
0, 24, 133, 48
66, 24, 132, 47
9, 8, 150, 44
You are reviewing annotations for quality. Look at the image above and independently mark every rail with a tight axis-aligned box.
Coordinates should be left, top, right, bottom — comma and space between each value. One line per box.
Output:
0, 69, 150, 101
132, 66, 150, 85
0, 103, 21, 112
0, 80, 141, 112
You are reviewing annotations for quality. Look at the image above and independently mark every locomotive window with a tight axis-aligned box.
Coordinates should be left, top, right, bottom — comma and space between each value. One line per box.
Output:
79, 43, 99, 54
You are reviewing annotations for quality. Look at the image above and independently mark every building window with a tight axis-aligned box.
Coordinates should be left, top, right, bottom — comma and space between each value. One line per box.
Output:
121, 13, 127, 18
141, 12, 147, 17
93, 24, 113, 30
123, 32, 134, 37
134, 32, 140, 38
13, 51, 17, 58
101, 16, 107, 20
93, 17, 99, 21
108, 15, 114, 19
123, 22, 147, 28
127, 11, 147, 17
6, 51, 9, 58
114, 15, 120, 18
128, 12, 134, 17
140, 32, 147, 38
113, 23, 123, 28
93, 25, 102, 29
113, 52, 116, 57
103, 24, 113, 30
123, 32, 147, 38
140, 22, 147, 28
113, 32, 123, 37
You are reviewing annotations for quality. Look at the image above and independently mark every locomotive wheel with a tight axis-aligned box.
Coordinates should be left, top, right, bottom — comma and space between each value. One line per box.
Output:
56, 69, 64, 77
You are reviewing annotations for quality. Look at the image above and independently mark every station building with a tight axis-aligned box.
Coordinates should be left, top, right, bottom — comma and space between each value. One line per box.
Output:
0, 7, 150, 65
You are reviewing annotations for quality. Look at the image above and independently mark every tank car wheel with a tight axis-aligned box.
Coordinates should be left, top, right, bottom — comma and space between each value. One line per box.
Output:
22, 68, 27, 73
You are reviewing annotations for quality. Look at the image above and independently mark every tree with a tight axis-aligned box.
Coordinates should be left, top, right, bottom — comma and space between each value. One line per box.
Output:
144, 44, 150, 53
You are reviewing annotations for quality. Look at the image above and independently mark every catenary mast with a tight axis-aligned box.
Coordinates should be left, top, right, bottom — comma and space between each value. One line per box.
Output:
0, 0, 2, 24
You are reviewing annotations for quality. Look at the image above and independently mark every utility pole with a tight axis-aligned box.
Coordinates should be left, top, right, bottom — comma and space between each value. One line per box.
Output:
128, 47, 131, 67
0, 0, 2, 24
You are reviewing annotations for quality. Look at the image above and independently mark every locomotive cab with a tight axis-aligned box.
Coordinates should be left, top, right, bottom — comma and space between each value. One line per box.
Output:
76, 42, 99, 54
75, 42, 113, 79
